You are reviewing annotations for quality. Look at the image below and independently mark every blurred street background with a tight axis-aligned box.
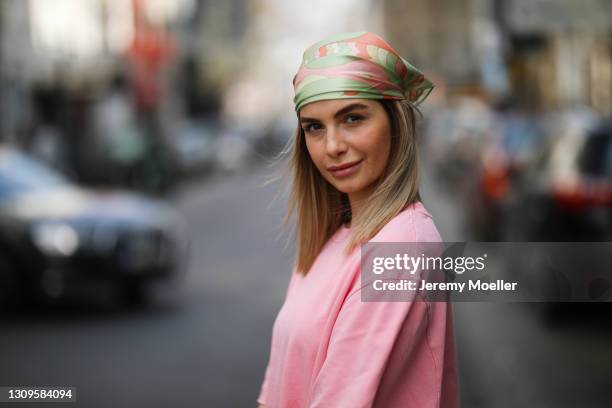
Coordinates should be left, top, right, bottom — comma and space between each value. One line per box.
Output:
1, 0, 612, 407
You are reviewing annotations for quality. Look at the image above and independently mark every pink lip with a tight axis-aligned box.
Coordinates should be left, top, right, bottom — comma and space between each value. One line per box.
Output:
327, 159, 363, 179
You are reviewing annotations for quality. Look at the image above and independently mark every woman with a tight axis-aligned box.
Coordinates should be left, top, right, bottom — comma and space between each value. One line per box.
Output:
257, 31, 459, 408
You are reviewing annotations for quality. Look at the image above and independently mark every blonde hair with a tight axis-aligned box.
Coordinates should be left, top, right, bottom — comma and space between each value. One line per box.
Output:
280, 99, 421, 275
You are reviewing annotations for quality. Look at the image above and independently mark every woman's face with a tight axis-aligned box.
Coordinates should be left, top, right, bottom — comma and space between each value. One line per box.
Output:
299, 98, 392, 202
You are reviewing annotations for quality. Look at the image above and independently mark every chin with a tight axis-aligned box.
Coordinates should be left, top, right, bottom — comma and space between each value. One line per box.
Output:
329, 180, 366, 194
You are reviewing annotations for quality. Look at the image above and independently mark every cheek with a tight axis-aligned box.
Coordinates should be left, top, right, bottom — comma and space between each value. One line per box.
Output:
305, 139, 326, 171
361, 127, 391, 173
372, 138, 390, 163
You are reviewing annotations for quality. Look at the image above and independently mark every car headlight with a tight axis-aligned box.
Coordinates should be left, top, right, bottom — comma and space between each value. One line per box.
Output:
31, 222, 80, 257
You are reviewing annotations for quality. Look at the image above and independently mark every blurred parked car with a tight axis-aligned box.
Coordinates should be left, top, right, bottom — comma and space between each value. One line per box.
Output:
504, 112, 612, 241
0, 146, 189, 311
493, 113, 612, 318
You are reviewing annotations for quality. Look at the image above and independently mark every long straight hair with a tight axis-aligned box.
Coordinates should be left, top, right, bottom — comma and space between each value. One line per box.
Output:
283, 99, 421, 275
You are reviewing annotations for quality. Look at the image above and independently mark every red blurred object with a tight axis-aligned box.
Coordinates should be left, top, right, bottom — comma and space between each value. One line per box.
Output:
481, 166, 510, 200
126, 0, 175, 112
553, 179, 612, 211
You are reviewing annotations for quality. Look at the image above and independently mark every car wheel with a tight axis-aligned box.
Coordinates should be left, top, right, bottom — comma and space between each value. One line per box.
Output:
116, 280, 151, 308
0, 254, 22, 313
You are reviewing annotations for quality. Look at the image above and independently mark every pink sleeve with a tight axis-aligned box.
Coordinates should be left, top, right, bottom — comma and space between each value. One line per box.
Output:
256, 361, 273, 405
308, 288, 432, 407
257, 267, 299, 406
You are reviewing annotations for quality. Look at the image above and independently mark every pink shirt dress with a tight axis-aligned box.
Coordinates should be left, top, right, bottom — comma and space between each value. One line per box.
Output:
257, 201, 459, 407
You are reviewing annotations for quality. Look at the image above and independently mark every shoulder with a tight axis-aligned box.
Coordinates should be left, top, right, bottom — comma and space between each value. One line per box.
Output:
370, 201, 442, 243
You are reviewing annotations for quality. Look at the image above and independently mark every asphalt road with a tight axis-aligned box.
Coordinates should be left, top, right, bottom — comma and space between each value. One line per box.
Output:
0, 161, 611, 407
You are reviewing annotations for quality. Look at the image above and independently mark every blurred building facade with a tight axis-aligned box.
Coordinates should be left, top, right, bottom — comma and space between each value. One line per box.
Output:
0, 0, 195, 143
500, 0, 612, 113
383, 0, 612, 114
0, 0, 36, 144
0, 0, 255, 139
177, 0, 248, 119
0, 0, 240, 188
384, 0, 482, 85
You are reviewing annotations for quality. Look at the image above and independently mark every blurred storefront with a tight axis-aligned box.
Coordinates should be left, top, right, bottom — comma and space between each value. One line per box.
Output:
383, 0, 612, 114
500, 0, 612, 113
383, 0, 480, 86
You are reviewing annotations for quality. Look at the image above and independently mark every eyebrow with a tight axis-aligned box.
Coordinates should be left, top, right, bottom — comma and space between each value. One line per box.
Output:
299, 103, 370, 124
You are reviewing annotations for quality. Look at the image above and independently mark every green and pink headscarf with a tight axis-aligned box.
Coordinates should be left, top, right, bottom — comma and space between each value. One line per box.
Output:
293, 31, 434, 112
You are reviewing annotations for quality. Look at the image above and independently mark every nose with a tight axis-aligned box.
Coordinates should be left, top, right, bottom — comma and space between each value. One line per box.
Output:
325, 126, 348, 157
